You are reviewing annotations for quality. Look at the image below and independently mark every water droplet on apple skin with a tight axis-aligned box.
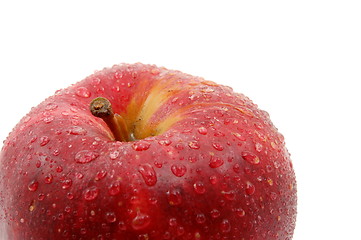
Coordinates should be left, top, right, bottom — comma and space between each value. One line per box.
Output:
132, 141, 151, 151
105, 212, 117, 223
212, 142, 224, 151
188, 141, 200, 149
43, 115, 55, 124
197, 127, 208, 135
109, 150, 120, 160
193, 181, 206, 194
83, 186, 100, 201
235, 208, 246, 217
95, 170, 107, 181
195, 213, 206, 224
220, 219, 231, 233
28, 180, 39, 192
245, 181, 256, 195
131, 211, 151, 230
39, 136, 50, 146
241, 151, 260, 165
167, 188, 182, 206
67, 126, 87, 135
61, 179, 72, 190
108, 181, 121, 196
75, 87, 91, 98
138, 164, 157, 186
75, 150, 99, 164
44, 174, 53, 184
209, 156, 224, 168
35, 194, 45, 204
171, 164, 187, 177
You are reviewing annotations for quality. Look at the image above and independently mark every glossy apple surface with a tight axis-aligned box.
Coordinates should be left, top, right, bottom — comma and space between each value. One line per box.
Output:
0, 63, 297, 239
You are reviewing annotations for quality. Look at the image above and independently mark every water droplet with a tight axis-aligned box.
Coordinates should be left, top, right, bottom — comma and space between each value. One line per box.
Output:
75, 87, 91, 98
52, 149, 60, 156
79, 228, 87, 235
61, 179, 72, 189
138, 164, 157, 186
40, 136, 50, 146
106, 212, 117, 223
92, 77, 101, 85
245, 181, 256, 195
266, 165, 273, 173
38, 193, 45, 201
45, 103, 58, 111
67, 192, 74, 200
64, 206, 71, 213
212, 142, 224, 151
28, 180, 39, 192
210, 209, 220, 218
43, 115, 55, 124
241, 151, 260, 165
30, 135, 37, 143
171, 164, 187, 177
195, 213, 206, 224
193, 181, 206, 194
222, 190, 236, 200
274, 161, 280, 169
197, 127, 208, 135
233, 163, 241, 173
35, 160, 41, 168
255, 142, 263, 152
220, 219, 231, 233
270, 192, 278, 200
148, 197, 158, 205
175, 143, 184, 150
23, 116, 31, 123
108, 182, 121, 197
188, 141, 200, 149
83, 186, 99, 201
235, 208, 246, 217
167, 189, 182, 206
154, 160, 163, 168
95, 170, 107, 181
271, 141, 278, 150
151, 68, 160, 75
232, 132, 246, 141
75, 150, 99, 164
158, 139, 172, 146
209, 156, 224, 168
44, 174, 53, 184
56, 166, 63, 173
67, 126, 87, 135
209, 175, 218, 185
131, 212, 151, 230
169, 217, 177, 227
109, 150, 119, 160
132, 141, 151, 151
267, 178, 274, 186
111, 85, 120, 92
138, 234, 149, 240
118, 221, 127, 231
75, 172, 84, 179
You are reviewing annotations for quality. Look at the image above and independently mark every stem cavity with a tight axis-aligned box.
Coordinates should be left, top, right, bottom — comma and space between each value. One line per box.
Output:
90, 97, 129, 142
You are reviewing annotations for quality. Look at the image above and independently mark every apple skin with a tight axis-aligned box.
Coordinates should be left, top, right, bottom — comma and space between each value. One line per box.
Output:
0, 63, 297, 239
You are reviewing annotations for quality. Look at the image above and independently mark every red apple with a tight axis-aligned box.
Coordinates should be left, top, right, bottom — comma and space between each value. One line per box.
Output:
0, 63, 297, 239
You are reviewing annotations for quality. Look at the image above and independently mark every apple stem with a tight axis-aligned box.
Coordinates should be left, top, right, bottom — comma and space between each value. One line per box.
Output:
90, 97, 129, 142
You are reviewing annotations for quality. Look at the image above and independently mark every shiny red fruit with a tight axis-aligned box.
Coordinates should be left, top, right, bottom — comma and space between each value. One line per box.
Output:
0, 63, 297, 239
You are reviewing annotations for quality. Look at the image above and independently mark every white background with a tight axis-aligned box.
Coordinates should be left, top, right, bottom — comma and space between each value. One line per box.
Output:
1, 1, 360, 239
